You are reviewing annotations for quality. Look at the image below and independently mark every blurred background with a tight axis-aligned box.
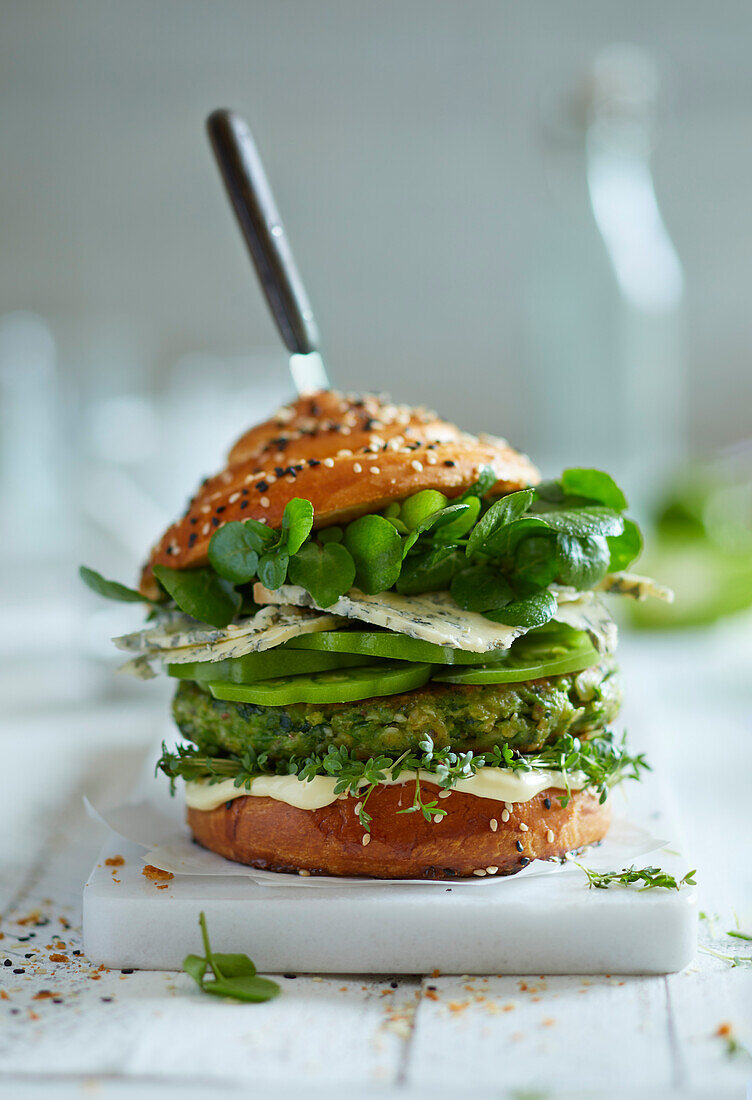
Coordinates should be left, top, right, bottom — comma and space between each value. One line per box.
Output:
2, 0, 752, 711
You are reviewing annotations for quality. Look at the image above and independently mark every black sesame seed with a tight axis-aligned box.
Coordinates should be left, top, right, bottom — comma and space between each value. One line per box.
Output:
189, 517, 198, 525
13, 968, 24, 974
274, 468, 285, 478
543, 797, 551, 809
120, 968, 134, 974
515, 840, 523, 853
283, 973, 297, 979
311, 403, 320, 416
256, 480, 269, 492
391, 980, 399, 988
188, 533, 197, 548
443, 460, 456, 467
211, 517, 220, 528
53, 998, 63, 1004
520, 857, 530, 866
73, 951, 82, 956
215, 505, 226, 514
3, 960, 11, 967
165, 546, 173, 555
10, 1009, 19, 1015
101, 997, 113, 1003
241, 487, 250, 495
308, 459, 321, 467
240, 500, 249, 509
426, 984, 436, 991
24, 953, 33, 959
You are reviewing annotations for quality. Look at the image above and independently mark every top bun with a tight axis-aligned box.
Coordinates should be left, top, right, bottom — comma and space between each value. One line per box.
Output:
140, 391, 539, 597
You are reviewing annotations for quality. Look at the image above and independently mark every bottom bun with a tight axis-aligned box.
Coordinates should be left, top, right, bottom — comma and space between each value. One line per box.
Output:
187, 782, 611, 879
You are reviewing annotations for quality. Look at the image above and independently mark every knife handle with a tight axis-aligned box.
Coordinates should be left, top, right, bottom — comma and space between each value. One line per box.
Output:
206, 109, 320, 356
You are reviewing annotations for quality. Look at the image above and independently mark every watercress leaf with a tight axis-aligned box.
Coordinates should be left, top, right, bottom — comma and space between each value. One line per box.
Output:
211, 953, 257, 978
513, 533, 559, 588
466, 489, 535, 557
485, 589, 557, 628
344, 515, 403, 594
607, 517, 643, 571
280, 498, 314, 555
556, 534, 610, 589
257, 551, 289, 591
531, 506, 624, 539
477, 516, 551, 559
458, 465, 497, 501
401, 502, 473, 556
396, 548, 462, 595
317, 526, 343, 544
208, 522, 261, 583
288, 542, 356, 606
561, 468, 628, 512
432, 495, 481, 542
201, 975, 280, 1003
450, 566, 513, 612
182, 953, 208, 987
152, 565, 241, 628
385, 516, 410, 535
534, 480, 567, 504
79, 566, 154, 604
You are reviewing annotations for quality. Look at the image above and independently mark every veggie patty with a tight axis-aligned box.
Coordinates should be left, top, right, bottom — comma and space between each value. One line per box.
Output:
172, 660, 621, 762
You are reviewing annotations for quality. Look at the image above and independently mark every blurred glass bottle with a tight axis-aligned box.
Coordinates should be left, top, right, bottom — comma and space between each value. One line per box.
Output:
526, 46, 685, 513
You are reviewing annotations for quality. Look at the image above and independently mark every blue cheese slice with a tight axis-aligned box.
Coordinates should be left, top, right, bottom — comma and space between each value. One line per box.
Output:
596, 572, 674, 603
551, 593, 617, 654
114, 606, 344, 667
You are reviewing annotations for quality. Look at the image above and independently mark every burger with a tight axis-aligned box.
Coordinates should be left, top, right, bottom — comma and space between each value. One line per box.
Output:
82, 389, 670, 879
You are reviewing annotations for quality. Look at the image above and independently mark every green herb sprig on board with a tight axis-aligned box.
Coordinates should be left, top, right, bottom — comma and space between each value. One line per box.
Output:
183, 912, 280, 1003
575, 864, 697, 891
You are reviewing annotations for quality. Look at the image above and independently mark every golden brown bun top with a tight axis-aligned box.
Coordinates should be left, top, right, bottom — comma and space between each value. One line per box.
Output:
140, 390, 539, 597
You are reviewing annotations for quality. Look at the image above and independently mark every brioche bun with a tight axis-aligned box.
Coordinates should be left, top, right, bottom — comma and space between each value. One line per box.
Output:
140, 391, 538, 598
187, 783, 609, 880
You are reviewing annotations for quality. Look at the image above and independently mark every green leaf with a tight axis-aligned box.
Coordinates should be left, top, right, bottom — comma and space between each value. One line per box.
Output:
79, 565, 154, 604
485, 589, 557, 628
531, 505, 624, 539
556, 534, 610, 589
607, 518, 643, 571
201, 975, 281, 1002
317, 526, 343, 544
561, 468, 628, 512
513, 534, 558, 589
450, 566, 513, 613
395, 548, 461, 595
152, 565, 241, 628
401, 502, 475, 557
280, 498, 314, 555
288, 542, 356, 606
182, 953, 207, 985
208, 522, 263, 583
257, 551, 289, 590
466, 489, 535, 557
458, 465, 498, 501
344, 515, 403, 594
432, 496, 481, 543
211, 953, 257, 977
399, 490, 449, 532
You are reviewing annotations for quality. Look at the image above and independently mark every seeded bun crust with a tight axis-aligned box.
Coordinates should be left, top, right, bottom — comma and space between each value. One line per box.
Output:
186, 783, 610, 879
140, 391, 539, 598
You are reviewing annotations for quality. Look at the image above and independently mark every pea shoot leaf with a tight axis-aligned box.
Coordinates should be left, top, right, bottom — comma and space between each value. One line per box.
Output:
344, 515, 403, 594
183, 912, 279, 1004
561, 468, 628, 512
466, 489, 535, 557
450, 565, 513, 613
485, 588, 557, 628
257, 551, 290, 591
152, 565, 241, 628
79, 566, 156, 604
279, 498, 314, 555
607, 517, 643, 571
288, 542, 356, 606
555, 533, 610, 589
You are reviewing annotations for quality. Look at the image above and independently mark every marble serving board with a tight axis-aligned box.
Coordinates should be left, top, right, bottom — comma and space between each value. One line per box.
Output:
82, 765, 697, 974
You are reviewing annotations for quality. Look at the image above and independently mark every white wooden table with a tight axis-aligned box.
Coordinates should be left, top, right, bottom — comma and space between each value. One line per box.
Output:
1, 629, 750, 1099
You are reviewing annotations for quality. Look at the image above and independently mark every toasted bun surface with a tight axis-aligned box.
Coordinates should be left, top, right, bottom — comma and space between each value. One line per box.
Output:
140, 391, 538, 597
186, 783, 609, 879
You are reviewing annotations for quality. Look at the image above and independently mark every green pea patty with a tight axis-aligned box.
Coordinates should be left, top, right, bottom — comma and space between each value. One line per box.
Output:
172, 660, 621, 763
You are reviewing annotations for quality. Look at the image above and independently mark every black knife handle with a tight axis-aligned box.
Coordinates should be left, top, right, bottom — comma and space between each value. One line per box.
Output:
206, 109, 320, 356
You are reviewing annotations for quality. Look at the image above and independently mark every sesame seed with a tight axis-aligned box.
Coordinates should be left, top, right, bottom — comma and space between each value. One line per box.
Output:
256, 480, 269, 492
323, 457, 334, 468
260, 497, 270, 508
240, 501, 248, 509
443, 460, 456, 467
188, 533, 197, 548
519, 823, 529, 832
504, 802, 514, 812
515, 840, 523, 853
426, 453, 438, 465
520, 857, 530, 866
340, 426, 351, 435
201, 504, 211, 514
370, 466, 381, 474
546, 829, 555, 843
473, 869, 487, 877
354, 801, 363, 816
433, 814, 443, 824
543, 797, 552, 809
362, 834, 371, 846
411, 460, 423, 472
438, 789, 452, 799
229, 492, 240, 503
337, 449, 353, 458
353, 463, 362, 473
501, 809, 510, 823
490, 819, 498, 832
298, 869, 311, 877
202, 523, 210, 535
486, 866, 499, 875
